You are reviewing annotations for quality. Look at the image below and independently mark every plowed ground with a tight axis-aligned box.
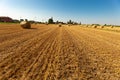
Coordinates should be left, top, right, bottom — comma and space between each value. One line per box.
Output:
0, 24, 120, 80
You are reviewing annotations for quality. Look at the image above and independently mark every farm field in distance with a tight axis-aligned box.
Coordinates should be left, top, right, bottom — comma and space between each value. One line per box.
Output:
0, 23, 120, 80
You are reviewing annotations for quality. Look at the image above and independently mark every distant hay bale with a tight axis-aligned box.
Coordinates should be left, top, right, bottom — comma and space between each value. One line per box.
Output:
20, 21, 31, 29
58, 24, 62, 27
101, 26, 104, 28
111, 26, 114, 28
68, 24, 72, 26
45, 23, 48, 25
94, 25, 97, 28
68, 24, 70, 26
86, 25, 88, 27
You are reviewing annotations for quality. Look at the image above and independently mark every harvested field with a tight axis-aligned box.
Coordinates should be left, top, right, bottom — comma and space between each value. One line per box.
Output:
0, 24, 120, 80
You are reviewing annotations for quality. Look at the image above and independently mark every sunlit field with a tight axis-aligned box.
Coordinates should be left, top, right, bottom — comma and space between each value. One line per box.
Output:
0, 23, 120, 79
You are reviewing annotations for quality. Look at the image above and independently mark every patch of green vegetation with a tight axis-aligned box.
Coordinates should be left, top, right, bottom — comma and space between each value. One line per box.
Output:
0, 22, 19, 24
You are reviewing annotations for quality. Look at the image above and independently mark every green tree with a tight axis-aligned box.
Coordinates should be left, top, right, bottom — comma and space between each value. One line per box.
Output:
48, 17, 54, 24
67, 20, 74, 24
20, 19, 24, 22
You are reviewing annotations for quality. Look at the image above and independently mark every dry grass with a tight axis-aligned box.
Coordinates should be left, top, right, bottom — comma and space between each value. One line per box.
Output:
0, 24, 120, 80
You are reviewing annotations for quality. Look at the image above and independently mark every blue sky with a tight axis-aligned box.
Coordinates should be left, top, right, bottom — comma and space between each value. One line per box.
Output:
0, 0, 120, 25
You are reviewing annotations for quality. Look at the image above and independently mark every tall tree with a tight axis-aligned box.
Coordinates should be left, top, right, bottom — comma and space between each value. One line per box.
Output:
67, 20, 73, 24
48, 17, 54, 24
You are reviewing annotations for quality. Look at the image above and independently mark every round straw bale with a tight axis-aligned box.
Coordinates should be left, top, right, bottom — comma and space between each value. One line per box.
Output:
94, 25, 97, 28
20, 21, 31, 29
58, 25, 62, 27
101, 26, 104, 28
111, 26, 114, 28
58, 23, 62, 27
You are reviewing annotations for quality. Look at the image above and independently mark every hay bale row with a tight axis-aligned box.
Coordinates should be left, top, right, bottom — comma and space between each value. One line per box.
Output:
81, 24, 116, 29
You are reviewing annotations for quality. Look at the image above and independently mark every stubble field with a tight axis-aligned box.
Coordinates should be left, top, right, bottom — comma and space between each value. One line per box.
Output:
0, 24, 120, 80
